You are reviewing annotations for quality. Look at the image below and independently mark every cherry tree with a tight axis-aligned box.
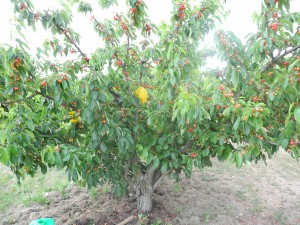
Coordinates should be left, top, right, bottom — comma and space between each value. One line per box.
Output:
0, 0, 299, 214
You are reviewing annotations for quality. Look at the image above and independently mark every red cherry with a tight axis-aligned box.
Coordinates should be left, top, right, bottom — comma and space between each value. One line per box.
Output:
219, 85, 225, 91
130, 8, 137, 14
63, 76, 67, 81
191, 152, 197, 159
196, 11, 202, 19
116, 60, 123, 66
121, 22, 128, 31
20, 3, 26, 10
263, 40, 267, 46
188, 127, 194, 133
178, 12, 185, 20
179, 4, 185, 11
41, 81, 47, 87
273, 12, 278, 19
14, 86, 19, 91
271, 23, 279, 30
145, 24, 152, 32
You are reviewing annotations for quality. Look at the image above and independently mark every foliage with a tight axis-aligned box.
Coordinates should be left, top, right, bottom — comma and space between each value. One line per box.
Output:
0, 0, 299, 209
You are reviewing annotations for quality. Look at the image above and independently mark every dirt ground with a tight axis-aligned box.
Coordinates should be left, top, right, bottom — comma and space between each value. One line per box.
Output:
1, 150, 300, 225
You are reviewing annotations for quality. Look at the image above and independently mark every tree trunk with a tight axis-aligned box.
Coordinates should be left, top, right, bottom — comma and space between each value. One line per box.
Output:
135, 173, 154, 214
134, 164, 170, 214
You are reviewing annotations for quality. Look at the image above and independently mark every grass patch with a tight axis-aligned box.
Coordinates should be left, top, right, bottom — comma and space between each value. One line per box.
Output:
0, 164, 69, 212
274, 207, 288, 225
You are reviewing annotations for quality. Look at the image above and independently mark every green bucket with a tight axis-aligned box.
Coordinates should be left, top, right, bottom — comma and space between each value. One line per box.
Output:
29, 218, 55, 225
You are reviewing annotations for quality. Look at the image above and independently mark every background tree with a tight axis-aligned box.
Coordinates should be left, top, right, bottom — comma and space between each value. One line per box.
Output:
0, 0, 299, 215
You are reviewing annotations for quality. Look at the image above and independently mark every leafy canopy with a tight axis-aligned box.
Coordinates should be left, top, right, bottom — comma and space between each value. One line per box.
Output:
0, 0, 299, 195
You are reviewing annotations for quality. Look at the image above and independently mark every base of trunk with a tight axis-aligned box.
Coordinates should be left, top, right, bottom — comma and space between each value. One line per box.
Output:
137, 192, 153, 214
136, 177, 153, 214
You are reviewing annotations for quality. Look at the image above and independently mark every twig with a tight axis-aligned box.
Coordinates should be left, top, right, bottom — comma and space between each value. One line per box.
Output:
116, 215, 135, 225
162, 19, 190, 45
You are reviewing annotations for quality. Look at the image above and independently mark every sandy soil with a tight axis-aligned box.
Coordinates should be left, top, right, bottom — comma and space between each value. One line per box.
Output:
1, 150, 300, 225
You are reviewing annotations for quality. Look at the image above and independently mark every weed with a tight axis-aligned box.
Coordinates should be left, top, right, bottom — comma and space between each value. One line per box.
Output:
203, 211, 211, 223
4, 217, 16, 224
175, 206, 185, 215
274, 207, 288, 225
236, 190, 246, 200
89, 187, 99, 200
171, 183, 182, 193
201, 174, 218, 182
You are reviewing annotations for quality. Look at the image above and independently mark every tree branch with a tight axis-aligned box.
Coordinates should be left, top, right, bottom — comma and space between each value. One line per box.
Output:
153, 169, 172, 190
0, 93, 38, 105
0, 103, 9, 112
179, 140, 193, 154
107, 87, 123, 108
261, 44, 300, 73
44, 10, 86, 58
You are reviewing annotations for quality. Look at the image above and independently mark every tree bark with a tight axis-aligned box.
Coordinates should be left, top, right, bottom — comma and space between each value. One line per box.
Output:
136, 179, 153, 214
135, 166, 155, 214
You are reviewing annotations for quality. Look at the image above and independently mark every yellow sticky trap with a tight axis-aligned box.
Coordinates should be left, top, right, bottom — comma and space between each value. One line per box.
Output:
68, 111, 76, 118
70, 118, 79, 124
135, 87, 148, 104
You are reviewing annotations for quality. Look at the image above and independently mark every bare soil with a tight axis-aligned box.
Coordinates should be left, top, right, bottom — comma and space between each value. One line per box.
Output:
1, 150, 300, 225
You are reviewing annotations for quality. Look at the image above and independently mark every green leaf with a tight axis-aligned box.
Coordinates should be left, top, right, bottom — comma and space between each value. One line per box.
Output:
233, 117, 240, 130
294, 108, 300, 124
170, 73, 176, 86
269, 92, 274, 101
9, 144, 19, 164
46, 151, 56, 165
152, 157, 160, 170
223, 107, 231, 117
161, 162, 168, 173
167, 41, 174, 59
0, 147, 10, 165
7, 87, 13, 96
40, 164, 47, 174
98, 0, 118, 9
219, 136, 225, 145
0, 131, 6, 145
235, 153, 243, 168
244, 124, 250, 135
281, 139, 289, 148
